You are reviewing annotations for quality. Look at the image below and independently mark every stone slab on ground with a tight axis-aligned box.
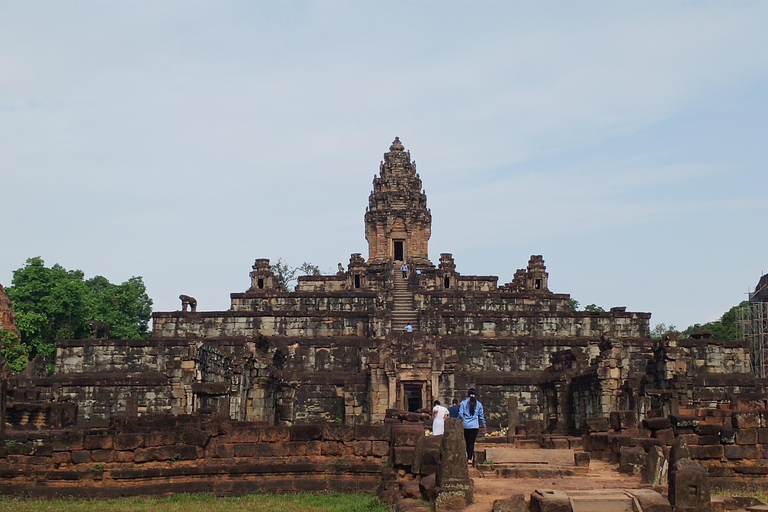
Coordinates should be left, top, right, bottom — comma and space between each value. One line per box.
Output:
484, 447, 575, 466
462, 460, 643, 512
531, 489, 671, 512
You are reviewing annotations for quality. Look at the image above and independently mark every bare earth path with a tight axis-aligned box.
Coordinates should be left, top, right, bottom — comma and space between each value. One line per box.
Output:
464, 460, 645, 512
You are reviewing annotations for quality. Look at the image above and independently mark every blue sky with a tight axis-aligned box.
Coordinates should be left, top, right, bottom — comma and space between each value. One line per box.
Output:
1, 1, 766, 330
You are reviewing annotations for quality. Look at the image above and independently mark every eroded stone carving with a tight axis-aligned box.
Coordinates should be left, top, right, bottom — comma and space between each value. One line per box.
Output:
87, 320, 110, 339
179, 294, 197, 312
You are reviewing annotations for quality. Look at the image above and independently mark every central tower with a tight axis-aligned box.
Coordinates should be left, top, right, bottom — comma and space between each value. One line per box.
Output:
364, 138, 433, 267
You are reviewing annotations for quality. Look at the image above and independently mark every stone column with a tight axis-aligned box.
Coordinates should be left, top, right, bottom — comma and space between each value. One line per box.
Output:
507, 396, 520, 439
431, 371, 441, 403
554, 381, 570, 435
435, 418, 473, 511
387, 371, 397, 409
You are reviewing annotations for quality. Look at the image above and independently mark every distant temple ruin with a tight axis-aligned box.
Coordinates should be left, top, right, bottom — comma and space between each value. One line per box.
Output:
4, 138, 763, 434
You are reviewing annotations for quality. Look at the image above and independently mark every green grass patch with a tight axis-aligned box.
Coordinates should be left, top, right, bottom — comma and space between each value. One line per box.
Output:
0, 492, 389, 512
712, 489, 768, 501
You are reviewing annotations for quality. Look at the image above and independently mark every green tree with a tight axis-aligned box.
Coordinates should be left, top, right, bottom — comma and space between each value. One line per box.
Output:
0, 328, 29, 372
270, 258, 294, 291
651, 323, 679, 340
584, 304, 605, 313
87, 275, 153, 339
271, 259, 322, 291
568, 299, 580, 312
6, 257, 153, 368
6, 257, 91, 361
683, 301, 748, 341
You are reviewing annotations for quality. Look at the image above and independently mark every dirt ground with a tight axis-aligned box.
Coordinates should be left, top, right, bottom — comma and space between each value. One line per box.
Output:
464, 460, 646, 512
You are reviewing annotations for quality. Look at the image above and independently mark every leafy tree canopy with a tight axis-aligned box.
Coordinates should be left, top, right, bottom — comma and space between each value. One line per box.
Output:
650, 322, 679, 340
270, 259, 321, 291
5, 257, 153, 369
0, 328, 29, 373
568, 300, 605, 313
682, 301, 748, 341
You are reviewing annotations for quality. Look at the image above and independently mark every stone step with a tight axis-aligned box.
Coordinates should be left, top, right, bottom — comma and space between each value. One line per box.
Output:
484, 447, 576, 466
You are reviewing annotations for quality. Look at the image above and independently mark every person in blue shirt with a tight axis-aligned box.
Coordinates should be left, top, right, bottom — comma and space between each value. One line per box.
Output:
458, 388, 486, 463
448, 399, 460, 419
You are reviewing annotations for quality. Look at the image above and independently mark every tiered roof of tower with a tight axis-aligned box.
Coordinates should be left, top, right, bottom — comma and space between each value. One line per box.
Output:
364, 137, 433, 266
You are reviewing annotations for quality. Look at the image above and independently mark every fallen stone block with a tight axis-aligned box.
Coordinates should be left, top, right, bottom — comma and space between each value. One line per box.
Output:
610, 410, 638, 431
583, 417, 610, 433
492, 493, 527, 512
619, 446, 646, 475
643, 417, 672, 431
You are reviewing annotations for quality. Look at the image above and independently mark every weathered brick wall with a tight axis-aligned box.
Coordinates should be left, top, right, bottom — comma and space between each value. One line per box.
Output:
0, 416, 391, 497
152, 311, 384, 338
583, 401, 768, 489
415, 291, 573, 312
230, 292, 380, 312
647, 338, 752, 387
47, 339, 273, 424
34, 318, 750, 435
418, 310, 651, 338
56, 338, 194, 374
453, 276, 499, 292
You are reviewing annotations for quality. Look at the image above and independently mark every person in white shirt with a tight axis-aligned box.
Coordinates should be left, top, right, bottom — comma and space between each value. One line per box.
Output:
432, 400, 450, 436
404, 324, 413, 333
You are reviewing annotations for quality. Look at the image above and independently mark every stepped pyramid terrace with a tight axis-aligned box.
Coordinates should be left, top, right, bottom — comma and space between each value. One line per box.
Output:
4, 138, 762, 437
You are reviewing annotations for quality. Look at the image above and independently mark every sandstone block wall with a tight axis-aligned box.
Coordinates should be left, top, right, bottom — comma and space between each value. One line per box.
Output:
152, 311, 384, 338
421, 311, 651, 338
230, 292, 380, 312
0, 416, 391, 497
583, 400, 768, 489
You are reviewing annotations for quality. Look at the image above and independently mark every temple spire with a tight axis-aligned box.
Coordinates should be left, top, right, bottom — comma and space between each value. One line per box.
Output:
364, 138, 432, 266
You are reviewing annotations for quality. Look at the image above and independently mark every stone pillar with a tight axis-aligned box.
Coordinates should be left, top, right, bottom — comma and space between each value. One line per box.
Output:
554, 381, 570, 435
435, 418, 473, 511
431, 371, 441, 403
387, 372, 397, 409
670, 435, 691, 468
507, 396, 520, 440
669, 458, 711, 512
642, 445, 668, 486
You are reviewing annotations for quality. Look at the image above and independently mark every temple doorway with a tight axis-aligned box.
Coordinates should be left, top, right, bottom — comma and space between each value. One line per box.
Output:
403, 383, 423, 412
394, 240, 404, 261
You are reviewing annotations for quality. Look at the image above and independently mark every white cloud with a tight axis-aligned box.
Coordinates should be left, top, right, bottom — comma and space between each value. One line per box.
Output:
0, 2, 766, 329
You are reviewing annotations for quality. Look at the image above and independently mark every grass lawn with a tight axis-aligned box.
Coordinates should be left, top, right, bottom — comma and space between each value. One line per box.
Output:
712, 489, 768, 503
0, 492, 390, 512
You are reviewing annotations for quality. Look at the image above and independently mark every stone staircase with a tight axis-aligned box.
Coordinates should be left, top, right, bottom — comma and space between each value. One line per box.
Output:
392, 267, 419, 332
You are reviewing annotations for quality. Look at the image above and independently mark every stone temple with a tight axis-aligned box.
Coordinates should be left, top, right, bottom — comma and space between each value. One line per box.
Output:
12, 138, 760, 436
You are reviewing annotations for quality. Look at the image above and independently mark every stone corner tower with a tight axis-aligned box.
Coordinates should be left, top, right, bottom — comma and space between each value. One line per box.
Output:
364, 137, 433, 267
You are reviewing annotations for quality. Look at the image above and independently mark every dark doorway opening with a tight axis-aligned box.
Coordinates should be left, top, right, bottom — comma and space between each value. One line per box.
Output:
354, 275, 361, 288
258, 278, 264, 289
444, 277, 450, 289
404, 383, 423, 412
394, 240, 404, 261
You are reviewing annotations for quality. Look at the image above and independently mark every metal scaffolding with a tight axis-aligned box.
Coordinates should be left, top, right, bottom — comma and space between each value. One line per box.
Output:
739, 276, 768, 378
